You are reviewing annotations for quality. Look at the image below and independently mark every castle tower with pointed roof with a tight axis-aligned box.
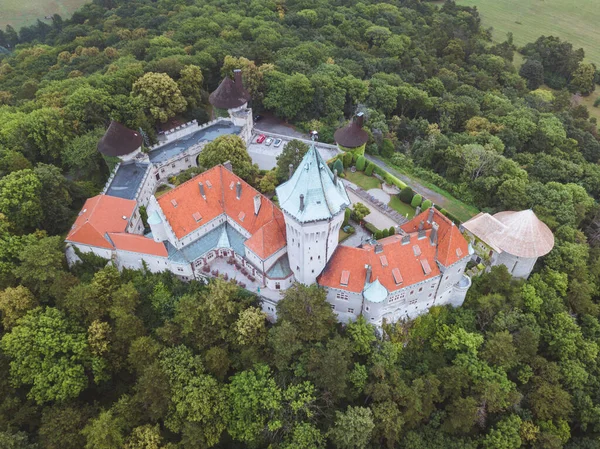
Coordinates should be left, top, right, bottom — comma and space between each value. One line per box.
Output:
276, 144, 350, 285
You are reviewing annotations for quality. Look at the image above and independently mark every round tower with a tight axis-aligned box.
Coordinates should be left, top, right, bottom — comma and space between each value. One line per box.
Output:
275, 144, 350, 285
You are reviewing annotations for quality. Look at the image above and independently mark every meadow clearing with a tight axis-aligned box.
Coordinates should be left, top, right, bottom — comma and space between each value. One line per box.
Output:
0, 0, 89, 30
455, 0, 600, 65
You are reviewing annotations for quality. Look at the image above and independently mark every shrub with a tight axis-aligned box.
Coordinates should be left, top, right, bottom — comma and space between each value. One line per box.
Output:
365, 162, 375, 176
380, 139, 394, 157
356, 156, 367, 171
373, 166, 386, 177
352, 202, 371, 222
440, 208, 448, 215
333, 158, 344, 176
382, 228, 389, 238
422, 199, 433, 210
343, 152, 353, 168
411, 194, 423, 208
389, 226, 395, 236
398, 186, 414, 203
343, 208, 351, 226
594, 98, 600, 108
365, 222, 379, 235
375, 230, 383, 239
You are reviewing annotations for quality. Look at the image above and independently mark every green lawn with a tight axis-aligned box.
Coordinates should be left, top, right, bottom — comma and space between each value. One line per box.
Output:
344, 171, 381, 191
0, 0, 89, 30
454, 0, 600, 65
339, 229, 351, 242
389, 196, 416, 219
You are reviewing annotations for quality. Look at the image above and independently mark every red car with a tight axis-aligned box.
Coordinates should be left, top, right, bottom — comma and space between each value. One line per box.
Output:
256, 134, 266, 144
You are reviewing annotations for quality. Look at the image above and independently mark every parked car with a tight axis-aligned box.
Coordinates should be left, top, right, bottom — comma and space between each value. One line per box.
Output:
256, 134, 266, 144
273, 138, 283, 147
254, 114, 263, 122
265, 138, 273, 146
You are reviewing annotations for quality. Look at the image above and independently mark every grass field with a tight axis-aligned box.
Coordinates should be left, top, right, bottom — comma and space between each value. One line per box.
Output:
454, 0, 600, 64
388, 197, 415, 219
0, 0, 89, 30
344, 171, 381, 191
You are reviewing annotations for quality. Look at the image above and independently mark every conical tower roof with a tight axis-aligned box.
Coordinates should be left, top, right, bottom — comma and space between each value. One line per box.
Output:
209, 70, 251, 110
491, 209, 554, 258
275, 144, 350, 223
334, 113, 368, 148
97, 121, 142, 157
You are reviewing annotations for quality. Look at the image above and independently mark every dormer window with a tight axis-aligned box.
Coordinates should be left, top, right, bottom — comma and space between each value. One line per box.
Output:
192, 212, 202, 222
171, 199, 178, 208
340, 270, 350, 286
238, 211, 245, 222
379, 255, 388, 267
392, 268, 403, 285
421, 259, 432, 275
413, 245, 421, 256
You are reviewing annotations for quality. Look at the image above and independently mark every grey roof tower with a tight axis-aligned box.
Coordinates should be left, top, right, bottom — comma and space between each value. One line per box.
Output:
97, 121, 143, 157
209, 70, 251, 110
334, 113, 369, 148
276, 144, 350, 223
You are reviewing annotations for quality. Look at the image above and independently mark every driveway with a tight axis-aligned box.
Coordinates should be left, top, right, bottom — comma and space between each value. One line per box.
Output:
254, 113, 307, 139
365, 155, 452, 213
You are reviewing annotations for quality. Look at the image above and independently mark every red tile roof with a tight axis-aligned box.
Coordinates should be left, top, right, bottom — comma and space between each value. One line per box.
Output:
401, 208, 468, 267
66, 195, 136, 249
319, 208, 469, 293
157, 165, 287, 260
108, 233, 168, 257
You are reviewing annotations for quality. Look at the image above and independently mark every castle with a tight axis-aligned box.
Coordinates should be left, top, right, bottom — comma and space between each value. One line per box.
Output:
66, 71, 474, 325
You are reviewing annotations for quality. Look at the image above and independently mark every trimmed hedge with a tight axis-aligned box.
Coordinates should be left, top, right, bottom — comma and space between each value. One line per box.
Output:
343, 208, 351, 226
398, 186, 414, 203
356, 156, 367, 171
382, 228, 390, 238
343, 152, 353, 168
411, 194, 423, 208
389, 226, 395, 236
422, 199, 433, 210
365, 162, 375, 176
365, 222, 379, 235
333, 159, 344, 176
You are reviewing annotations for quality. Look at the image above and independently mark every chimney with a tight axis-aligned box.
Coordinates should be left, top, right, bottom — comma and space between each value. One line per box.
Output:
374, 243, 383, 254
415, 206, 421, 216
355, 112, 364, 128
289, 163, 294, 180
430, 222, 439, 246
401, 234, 410, 245
418, 221, 426, 239
223, 160, 233, 172
236, 181, 242, 199
365, 264, 372, 284
198, 182, 206, 199
333, 168, 338, 185
427, 206, 434, 224
299, 194, 305, 211
233, 69, 243, 85
253, 194, 262, 215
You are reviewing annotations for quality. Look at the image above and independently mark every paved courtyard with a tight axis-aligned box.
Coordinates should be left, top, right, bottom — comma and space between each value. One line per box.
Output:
347, 189, 398, 230
340, 223, 372, 247
247, 132, 339, 170
366, 188, 390, 204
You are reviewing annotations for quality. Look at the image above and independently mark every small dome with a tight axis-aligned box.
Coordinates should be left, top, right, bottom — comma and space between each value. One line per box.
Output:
334, 113, 368, 148
147, 211, 162, 225
363, 278, 388, 303
209, 70, 251, 110
97, 121, 143, 157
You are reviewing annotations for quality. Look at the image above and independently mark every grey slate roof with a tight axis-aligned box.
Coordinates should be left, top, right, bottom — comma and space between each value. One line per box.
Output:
105, 162, 150, 200
276, 144, 350, 223
97, 121, 143, 157
167, 223, 247, 264
148, 121, 241, 164
266, 255, 293, 279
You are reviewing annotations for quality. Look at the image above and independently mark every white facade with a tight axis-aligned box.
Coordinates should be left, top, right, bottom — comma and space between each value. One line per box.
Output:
285, 210, 344, 286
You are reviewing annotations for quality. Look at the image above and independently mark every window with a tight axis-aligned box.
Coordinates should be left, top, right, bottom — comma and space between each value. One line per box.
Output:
340, 270, 350, 286
275, 282, 281, 290
171, 163, 175, 168
177, 267, 183, 272
348, 308, 354, 313
336, 291, 349, 301
161, 168, 165, 173
184, 157, 189, 162
331, 304, 335, 310
310, 256, 313, 261
431, 284, 436, 289
409, 299, 417, 305
410, 290, 414, 295
366, 306, 370, 311
296, 266, 300, 271
419, 287, 423, 292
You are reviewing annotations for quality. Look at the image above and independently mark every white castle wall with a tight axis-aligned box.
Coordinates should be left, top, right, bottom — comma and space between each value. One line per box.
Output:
496, 251, 537, 279
285, 210, 345, 286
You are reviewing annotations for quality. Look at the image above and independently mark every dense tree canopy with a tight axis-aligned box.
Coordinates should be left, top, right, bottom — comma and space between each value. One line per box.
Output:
0, 0, 600, 447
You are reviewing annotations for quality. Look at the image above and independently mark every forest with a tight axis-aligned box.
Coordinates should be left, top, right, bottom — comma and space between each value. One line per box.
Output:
1, 0, 600, 447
